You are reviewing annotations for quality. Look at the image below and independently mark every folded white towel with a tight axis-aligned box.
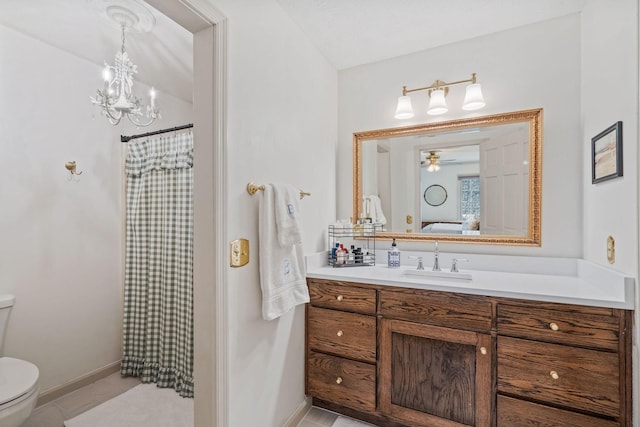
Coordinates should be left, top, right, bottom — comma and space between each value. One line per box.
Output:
259, 184, 309, 320
367, 195, 387, 226
273, 183, 303, 247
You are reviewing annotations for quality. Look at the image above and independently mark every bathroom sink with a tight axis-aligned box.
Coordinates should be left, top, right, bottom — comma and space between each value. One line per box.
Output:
402, 269, 472, 281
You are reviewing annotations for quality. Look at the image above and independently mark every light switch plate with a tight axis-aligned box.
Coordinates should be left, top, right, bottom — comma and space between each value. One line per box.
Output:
230, 238, 249, 267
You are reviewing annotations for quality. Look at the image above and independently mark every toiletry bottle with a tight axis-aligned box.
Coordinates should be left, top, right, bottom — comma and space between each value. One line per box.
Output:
388, 238, 400, 268
336, 244, 347, 265
354, 247, 363, 264
349, 245, 356, 264
355, 215, 364, 236
331, 242, 340, 263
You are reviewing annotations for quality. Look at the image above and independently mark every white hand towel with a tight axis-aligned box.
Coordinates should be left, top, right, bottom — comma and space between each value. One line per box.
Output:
259, 184, 309, 320
368, 195, 387, 226
273, 183, 303, 247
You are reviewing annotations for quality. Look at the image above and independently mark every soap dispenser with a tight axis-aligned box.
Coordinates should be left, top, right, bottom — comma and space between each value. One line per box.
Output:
388, 238, 400, 268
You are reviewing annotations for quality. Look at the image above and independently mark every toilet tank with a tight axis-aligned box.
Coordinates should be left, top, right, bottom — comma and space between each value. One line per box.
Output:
0, 294, 15, 356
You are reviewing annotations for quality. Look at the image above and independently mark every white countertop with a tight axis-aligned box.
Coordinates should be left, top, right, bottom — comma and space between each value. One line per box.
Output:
306, 253, 635, 309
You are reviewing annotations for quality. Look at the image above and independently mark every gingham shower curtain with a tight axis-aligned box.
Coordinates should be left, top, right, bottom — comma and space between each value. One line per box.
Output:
121, 132, 194, 398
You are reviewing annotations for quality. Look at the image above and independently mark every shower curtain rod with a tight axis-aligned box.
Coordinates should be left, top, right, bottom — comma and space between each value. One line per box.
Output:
120, 123, 194, 143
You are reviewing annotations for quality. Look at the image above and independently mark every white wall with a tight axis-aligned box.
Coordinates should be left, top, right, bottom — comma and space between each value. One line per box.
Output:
0, 24, 192, 393
581, 0, 638, 274
580, 1, 639, 424
207, 1, 337, 426
388, 142, 416, 232
338, 14, 583, 256
421, 163, 480, 223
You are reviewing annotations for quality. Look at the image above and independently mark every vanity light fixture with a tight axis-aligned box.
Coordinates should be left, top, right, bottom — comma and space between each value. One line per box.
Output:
394, 73, 486, 119
89, 0, 160, 127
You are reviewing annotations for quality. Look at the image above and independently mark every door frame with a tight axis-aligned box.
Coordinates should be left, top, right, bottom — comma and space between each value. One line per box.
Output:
144, 1, 228, 426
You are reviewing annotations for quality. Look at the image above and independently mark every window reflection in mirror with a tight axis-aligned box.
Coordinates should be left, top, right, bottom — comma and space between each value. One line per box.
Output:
353, 109, 542, 245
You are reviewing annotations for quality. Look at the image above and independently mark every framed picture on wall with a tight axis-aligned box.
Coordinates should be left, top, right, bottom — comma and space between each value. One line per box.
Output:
592, 121, 623, 184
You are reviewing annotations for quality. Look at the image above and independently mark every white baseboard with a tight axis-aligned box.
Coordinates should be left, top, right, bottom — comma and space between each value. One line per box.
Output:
282, 396, 312, 427
36, 360, 122, 407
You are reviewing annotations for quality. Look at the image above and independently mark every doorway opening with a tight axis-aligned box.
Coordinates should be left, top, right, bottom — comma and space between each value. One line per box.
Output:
145, 1, 228, 426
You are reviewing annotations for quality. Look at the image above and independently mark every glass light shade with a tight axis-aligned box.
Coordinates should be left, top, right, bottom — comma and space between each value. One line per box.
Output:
394, 95, 414, 119
462, 83, 486, 110
427, 89, 448, 115
427, 163, 440, 172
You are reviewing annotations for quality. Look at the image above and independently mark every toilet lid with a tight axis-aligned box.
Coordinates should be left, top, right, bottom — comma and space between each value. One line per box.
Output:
0, 357, 39, 405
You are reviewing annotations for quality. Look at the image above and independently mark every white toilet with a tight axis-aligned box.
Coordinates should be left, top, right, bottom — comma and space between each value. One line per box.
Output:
0, 295, 39, 427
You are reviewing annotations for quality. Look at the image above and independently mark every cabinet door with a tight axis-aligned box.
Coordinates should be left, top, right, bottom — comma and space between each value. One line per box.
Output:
379, 318, 492, 427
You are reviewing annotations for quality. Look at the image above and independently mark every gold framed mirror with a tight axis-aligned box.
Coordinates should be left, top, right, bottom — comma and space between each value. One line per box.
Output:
353, 108, 542, 245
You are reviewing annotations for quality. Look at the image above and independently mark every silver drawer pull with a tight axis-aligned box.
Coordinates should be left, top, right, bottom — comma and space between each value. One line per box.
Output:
480, 347, 487, 355
550, 370, 559, 380
549, 322, 559, 331
336, 376, 343, 384
337, 330, 344, 337
336, 295, 344, 302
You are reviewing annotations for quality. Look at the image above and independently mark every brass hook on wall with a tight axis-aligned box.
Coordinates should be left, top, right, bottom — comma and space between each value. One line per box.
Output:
65, 161, 83, 176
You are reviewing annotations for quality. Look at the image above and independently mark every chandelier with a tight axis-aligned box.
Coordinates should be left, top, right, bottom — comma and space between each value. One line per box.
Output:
422, 151, 441, 172
90, 1, 159, 127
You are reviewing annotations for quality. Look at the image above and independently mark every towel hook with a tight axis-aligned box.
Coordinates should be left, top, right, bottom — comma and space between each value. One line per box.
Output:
65, 161, 83, 176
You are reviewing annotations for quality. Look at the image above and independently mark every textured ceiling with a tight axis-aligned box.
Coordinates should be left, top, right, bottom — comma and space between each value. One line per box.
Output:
276, 0, 588, 69
0, 0, 588, 103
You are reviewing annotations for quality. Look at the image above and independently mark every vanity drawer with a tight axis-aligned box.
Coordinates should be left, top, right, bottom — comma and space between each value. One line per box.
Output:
379, 288, 492, 332
307, 350, 376, 412
307, 305, 376, 363
497, 395, 620, 427
307, 279, 377, 315
497, 304, 620, 351
497, 336, 620, 417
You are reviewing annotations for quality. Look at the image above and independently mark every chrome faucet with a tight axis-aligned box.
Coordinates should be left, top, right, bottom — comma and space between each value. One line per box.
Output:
432, 241, 441, 271
409, 256, 424, 270
450, 258, 468, 272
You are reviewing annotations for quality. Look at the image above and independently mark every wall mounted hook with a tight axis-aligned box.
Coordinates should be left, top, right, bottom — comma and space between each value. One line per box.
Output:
65, 161, 83, 176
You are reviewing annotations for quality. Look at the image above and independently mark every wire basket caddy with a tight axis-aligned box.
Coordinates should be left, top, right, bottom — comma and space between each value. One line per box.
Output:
328, 224, 377, 267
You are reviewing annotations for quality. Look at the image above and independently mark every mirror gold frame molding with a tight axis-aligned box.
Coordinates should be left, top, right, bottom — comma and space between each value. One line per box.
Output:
353, 108, 543, 246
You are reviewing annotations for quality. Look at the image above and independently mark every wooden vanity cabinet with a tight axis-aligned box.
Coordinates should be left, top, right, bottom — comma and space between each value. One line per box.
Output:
496, 301, 632, 426
306, 280, 377, 413
305, 278, 633, 427
379, 288, 493, 427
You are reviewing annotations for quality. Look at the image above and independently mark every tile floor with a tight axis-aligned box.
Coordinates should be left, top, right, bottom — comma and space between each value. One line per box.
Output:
22, 373, 140, 427
297, 408, 377, 427
297, 406, 340, 427
22, 372, 368, 427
